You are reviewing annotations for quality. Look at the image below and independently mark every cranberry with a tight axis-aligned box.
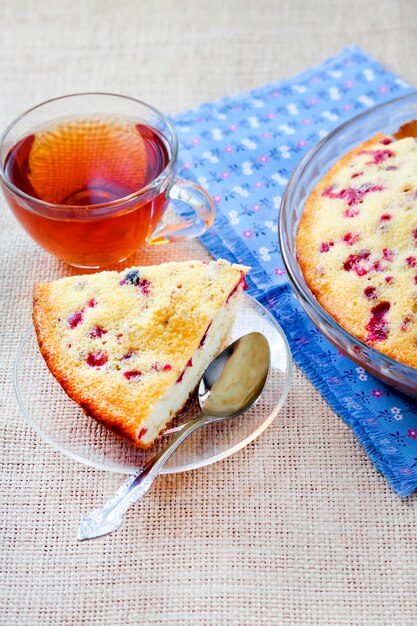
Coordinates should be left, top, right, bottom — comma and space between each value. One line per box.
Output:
176, 358, 193, 383
351, 172, 363, 179
343, 232, 359, 246
87, 298, 97, 308
151, 362, 172, 372
89, 326, 107, 338
406, 256, 417, 268
199, 322, 212, 348
68, 310, 84, 329
401, 316, 413, 331
319, 241, 334, 253
365, 301, 390, 343
86, 351, 108, 367
380, 138, 392, 145
124, 370, 142, 380
358, 149, 394, 165
323, 183, 384, 207
138, 427, 148, 439
226, 272, 247, 303
344, 207, 360, 218
385, 276, 394, 283
138, 278, 151, 296
343, 250, 371, 274
382, 248, 395, 261
364, 286, 378, 299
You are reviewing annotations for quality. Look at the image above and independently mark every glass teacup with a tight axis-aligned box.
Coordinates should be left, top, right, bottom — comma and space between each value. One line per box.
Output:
0, 93, 215, 268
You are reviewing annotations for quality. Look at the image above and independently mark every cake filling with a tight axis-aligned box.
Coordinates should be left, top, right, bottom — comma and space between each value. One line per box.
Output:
139, 285, 244, 445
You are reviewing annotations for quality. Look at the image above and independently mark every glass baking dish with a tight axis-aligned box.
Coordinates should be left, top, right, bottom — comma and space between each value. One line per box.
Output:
279, 92, 417, 397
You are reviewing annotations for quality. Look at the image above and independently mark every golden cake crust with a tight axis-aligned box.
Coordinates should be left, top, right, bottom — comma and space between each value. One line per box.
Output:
297, 128, 417, 368
33, 259, 248, 447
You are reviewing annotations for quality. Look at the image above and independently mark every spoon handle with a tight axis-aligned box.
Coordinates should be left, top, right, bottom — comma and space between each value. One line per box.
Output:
78, 414, 210, 540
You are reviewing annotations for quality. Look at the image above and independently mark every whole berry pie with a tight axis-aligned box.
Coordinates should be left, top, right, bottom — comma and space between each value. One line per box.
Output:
33, 259, 248, 447
296, 122, 417, 368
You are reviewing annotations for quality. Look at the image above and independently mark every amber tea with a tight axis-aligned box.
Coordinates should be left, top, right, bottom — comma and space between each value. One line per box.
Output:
3, 115, 170, 267
0, 94, 215, 268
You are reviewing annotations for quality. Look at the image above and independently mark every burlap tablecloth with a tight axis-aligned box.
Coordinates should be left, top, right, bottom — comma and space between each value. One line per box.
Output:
2, 2, 417, 624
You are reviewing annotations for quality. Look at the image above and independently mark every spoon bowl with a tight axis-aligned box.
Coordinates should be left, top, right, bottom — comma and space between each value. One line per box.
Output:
198, 331, 270, 418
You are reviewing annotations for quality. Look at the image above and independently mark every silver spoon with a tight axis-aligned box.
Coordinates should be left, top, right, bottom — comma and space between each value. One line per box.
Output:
78, 331, 270, 540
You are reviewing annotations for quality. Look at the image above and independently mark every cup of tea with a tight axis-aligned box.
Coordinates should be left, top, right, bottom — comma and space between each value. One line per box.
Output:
0, 93, 216, 268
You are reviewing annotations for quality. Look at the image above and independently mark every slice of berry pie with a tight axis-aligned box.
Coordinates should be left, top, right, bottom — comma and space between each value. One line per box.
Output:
33, 259, 249, 447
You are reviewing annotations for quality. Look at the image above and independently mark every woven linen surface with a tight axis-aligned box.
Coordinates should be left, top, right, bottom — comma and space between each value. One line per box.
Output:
2, 1, 417, 625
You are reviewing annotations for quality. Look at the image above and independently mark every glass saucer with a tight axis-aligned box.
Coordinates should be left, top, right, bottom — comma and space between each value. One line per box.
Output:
14, 294, 292, 474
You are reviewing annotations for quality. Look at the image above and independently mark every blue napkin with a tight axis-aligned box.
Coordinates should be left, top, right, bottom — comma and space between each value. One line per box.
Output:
172, 46, 417, 497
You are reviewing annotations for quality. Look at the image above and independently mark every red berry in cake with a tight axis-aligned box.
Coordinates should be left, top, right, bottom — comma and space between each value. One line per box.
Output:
359, 149, 394, 165
351, 172, 363, 179
377, 214, 392, 232
138, 278, 151, 296
89, 326, 107, 338
380, 138, 392, 145
138, 427, 148, 440
176, 358, 193, 383
86, 351, 108, 367
382, 248, 395, 261
319, 241, 334, 253
199, 322, 212, 348
344, 207, 360, 218
343, 232, 359, 246
68, 310, 84, 329
151, 362, 172, 372
343, 250, 371, 274
124, 370, 142, 380
323, 183, 384, 207
87, 298, 97, 308
373, 261, 384, 272
226, 271, 248, 303
401, 316, 413, 331
406, 256, 417, 268
364, 286, 378, 299
365, 301, 390, 343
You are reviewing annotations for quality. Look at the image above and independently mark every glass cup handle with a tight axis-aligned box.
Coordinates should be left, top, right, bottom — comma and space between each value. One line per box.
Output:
148, 177, 216, 245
